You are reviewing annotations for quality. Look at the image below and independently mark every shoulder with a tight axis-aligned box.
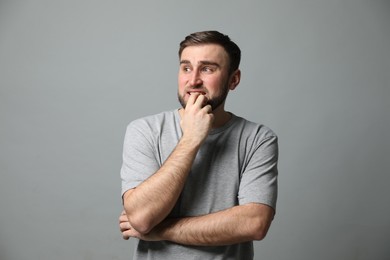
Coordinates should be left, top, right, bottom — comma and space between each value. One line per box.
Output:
127, 110, 177, 131
233, 115, 277, 141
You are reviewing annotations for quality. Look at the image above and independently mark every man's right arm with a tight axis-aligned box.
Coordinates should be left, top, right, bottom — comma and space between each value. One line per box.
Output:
123, 94, 213, 234
123, 137, 199, 234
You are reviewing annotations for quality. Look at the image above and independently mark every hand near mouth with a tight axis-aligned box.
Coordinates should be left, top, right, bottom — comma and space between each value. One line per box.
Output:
180, 93, 214, 146
188, 90, 206, 95
187, 91, 209, 108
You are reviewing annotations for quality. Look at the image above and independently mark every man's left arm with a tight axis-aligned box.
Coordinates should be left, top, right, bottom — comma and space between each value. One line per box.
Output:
119, 128, 278, 246
120, 202, 274, 246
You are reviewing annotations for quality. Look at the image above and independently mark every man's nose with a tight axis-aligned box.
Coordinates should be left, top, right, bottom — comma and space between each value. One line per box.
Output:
189, 70, 203, 87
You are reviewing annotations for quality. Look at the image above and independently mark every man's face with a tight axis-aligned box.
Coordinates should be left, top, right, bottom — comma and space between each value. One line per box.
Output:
177, 44, 231, 110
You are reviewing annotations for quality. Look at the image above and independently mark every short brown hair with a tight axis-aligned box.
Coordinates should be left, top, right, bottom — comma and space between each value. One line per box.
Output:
178, 31, 241, 75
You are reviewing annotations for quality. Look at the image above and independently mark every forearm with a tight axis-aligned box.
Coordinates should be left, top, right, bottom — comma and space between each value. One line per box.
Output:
123, 137, 200, 234
123, 95, 213, 234
157, 203, 274, 246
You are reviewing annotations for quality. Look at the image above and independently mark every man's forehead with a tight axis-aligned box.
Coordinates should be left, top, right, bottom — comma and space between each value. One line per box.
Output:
180, 44, 228, 64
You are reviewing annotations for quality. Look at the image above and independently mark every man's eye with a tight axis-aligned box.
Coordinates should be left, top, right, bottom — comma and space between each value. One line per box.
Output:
182, 66, 191, 72
202, 66, 214, 73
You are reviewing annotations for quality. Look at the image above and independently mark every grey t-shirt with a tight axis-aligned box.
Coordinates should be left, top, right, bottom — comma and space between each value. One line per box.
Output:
120, 109, 278, 260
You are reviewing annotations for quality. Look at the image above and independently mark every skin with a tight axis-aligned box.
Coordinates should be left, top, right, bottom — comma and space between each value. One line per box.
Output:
120, 44, 275, 246
177, 44, 240, 127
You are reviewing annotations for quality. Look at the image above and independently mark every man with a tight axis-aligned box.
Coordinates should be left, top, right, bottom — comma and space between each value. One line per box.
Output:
119, 30, 278, 259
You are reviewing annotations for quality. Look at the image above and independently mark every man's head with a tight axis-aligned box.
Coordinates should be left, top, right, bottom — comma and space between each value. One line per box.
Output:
178, 31, 241, 76
177, 31, 241, 111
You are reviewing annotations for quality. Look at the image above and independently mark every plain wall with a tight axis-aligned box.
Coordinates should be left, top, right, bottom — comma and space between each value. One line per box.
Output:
0, 0, 389, 259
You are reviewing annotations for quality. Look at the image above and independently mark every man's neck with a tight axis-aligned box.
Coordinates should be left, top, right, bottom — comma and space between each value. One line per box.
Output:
211, 109, 231, 129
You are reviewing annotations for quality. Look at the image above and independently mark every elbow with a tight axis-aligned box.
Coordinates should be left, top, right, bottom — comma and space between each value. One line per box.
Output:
124, 208, 155, 235
252, 228, 268, 241
246, 203, 275, 241
250, 219, 271, 241
129, 215, 153, 235
123, 190, 154, 234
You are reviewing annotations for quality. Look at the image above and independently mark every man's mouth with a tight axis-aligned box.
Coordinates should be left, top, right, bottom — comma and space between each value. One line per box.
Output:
188, 91, 206, 95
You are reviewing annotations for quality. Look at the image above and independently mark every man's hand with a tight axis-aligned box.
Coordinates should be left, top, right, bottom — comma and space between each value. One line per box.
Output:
119, 210, 132, 240
119, 210, 162, 241
180, 93, 214, 146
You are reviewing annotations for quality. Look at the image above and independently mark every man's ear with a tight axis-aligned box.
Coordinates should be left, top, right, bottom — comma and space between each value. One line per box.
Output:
229, 69, 241, 90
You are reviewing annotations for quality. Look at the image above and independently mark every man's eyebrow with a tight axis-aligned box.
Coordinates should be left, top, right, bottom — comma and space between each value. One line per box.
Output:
199, 61, 220, 67
179, 60, 220, 67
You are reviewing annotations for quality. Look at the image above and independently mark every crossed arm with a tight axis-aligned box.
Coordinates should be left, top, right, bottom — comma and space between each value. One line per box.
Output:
120, 94, 275, 246
119, 202, 274, 246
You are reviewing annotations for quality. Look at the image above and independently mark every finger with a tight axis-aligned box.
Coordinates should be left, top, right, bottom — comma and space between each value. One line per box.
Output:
122, 231, 130, 240
119, 210, 126, 222
194, 94, 207, 107
123, 229, 138, 240
187, 92, 200, 106
203, 104, 212, 113
119, 214, 128, 223
119, 221, 131, 232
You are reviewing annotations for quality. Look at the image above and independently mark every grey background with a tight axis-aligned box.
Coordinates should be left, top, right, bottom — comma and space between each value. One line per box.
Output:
1, 0, 389, 259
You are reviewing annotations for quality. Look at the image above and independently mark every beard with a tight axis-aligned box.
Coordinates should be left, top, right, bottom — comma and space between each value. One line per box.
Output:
178, 84, 229, 111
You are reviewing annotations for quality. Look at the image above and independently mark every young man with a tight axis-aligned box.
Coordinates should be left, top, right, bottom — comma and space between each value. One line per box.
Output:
119, 31, 278, 259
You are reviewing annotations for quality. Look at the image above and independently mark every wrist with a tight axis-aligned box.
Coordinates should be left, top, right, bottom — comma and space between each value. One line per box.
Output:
179, 135, 204, 150
156, 218, 177, 241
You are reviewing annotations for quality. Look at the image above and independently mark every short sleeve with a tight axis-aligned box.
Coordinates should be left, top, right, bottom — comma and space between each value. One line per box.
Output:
238, 134, 278, 210
120, 120, 160, 197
